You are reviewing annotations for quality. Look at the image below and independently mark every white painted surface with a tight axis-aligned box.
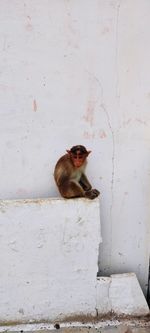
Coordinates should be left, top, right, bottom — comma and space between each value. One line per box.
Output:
96, 273, 149, 316
96, 277, 111, 314
0, 1, 150, 295
0, 198, 101, 322
110, 273, 149, 316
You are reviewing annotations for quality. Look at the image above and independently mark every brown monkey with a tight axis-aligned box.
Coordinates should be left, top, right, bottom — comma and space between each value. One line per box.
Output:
54, 145, 100, 199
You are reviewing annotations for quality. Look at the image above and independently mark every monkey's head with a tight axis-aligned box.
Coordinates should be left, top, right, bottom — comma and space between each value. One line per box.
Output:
66, 145, 91, 168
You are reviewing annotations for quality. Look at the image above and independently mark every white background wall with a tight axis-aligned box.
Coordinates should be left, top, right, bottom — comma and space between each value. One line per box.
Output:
0, 1, 150, 295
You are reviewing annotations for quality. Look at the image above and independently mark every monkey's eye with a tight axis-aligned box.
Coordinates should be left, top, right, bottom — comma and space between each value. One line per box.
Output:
73, 154, 83, 159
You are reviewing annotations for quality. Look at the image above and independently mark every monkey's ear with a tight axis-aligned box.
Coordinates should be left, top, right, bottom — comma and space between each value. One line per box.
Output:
87, 150, 91, 155
66, 150, 71, 154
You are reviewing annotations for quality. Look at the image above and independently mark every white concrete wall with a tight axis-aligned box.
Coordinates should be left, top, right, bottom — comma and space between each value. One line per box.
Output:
0, 198, 149, 323
0, 198, 101, 322
0, 1, 150, 295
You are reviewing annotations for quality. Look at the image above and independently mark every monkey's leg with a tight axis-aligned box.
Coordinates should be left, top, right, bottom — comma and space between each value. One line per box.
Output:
59, 180, 85, 199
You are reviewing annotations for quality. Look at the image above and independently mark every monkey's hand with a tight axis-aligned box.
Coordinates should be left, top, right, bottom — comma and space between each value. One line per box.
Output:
85, 189, 100, 200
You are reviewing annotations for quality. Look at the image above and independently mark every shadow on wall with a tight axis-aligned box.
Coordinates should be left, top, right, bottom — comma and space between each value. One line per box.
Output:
147, 260, 150, 307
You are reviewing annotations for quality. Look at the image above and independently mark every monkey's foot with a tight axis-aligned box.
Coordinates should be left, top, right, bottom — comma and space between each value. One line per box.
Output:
85, 189, 100, 200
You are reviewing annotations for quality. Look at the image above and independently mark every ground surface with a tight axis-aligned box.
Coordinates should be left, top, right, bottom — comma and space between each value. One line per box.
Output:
11, 326, 149, 333
1, 320, 150, 333
34, 326, 150, 333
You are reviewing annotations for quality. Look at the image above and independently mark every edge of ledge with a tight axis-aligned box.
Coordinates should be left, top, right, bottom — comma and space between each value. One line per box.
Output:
0, 197, 100, 206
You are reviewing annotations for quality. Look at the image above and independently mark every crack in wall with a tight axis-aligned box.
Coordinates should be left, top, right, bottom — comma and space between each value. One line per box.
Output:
115, 0, 121, 101
86, 72, 115, 271
88, 73, 115, 218
101, 103, 115, 216
100, 106, 115, 271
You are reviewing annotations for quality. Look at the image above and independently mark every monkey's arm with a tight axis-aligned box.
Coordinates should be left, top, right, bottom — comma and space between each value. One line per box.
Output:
79, 173, 92, 191
80, 173, 100, 199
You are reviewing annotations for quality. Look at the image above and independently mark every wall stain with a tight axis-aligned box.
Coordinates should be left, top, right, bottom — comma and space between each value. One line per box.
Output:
26, 15, 33, 31
83, 129, 107, 140
101, 27, 110, 35
0, 84, 14, 92
99, 130, 107, 139
83, 100, 96, 127
8, 240, 19, 253
17, 188, 28, 196
18, 308, 24, 315
121, 118, 147, 129
33, 99, 37, 112
135, 118, 147, 126
122, 119, 132, 127
83, 131, 95, 140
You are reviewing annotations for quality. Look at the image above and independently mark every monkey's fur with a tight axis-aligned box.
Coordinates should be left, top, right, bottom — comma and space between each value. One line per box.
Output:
54, 145, 100, 199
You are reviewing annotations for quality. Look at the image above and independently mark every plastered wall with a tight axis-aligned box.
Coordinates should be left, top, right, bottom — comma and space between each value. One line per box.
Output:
0, 1, 150, 295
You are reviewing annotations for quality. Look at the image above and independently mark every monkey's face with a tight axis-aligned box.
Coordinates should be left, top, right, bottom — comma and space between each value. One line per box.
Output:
71, 151, 87, 168
67, 145, 91, 168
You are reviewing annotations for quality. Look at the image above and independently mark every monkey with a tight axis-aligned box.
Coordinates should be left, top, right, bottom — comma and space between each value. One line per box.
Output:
54, 145, 100, 199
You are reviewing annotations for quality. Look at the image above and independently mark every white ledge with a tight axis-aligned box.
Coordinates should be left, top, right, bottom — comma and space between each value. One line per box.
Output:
0, 197, 101, 322
96, 273, 149, 316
